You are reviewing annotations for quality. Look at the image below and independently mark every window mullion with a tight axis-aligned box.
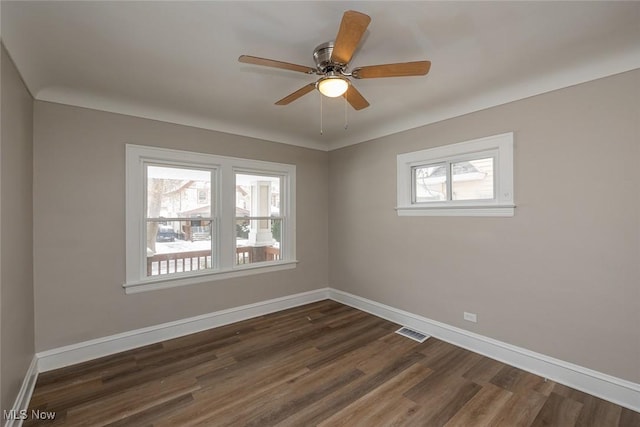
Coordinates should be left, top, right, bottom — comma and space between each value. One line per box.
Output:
214, 168, 220, 270
411, 166, 417, 204
141, 164, 149, 280
446, 161, 453, 201
280, 176, 286, 260
219, 163, 234, 271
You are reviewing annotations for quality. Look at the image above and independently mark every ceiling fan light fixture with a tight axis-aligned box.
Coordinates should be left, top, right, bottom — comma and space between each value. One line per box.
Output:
317, 75, 349, 98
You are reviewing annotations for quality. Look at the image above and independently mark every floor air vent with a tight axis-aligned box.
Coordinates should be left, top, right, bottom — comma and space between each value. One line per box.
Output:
395, 327, 429, 343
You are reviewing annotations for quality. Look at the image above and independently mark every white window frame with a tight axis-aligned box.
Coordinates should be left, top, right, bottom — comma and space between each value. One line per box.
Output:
397, 133, 514, 217
124, 145, 296, 294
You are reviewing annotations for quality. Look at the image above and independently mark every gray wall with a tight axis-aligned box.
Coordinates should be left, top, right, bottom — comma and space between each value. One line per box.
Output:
33, 101, 328, 351
329, 70, 640, 383
1, 45, 35, 415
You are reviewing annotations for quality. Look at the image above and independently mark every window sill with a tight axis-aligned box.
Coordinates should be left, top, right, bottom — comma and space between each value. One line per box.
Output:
123, 260, 298, 294
396, 205, 515, 217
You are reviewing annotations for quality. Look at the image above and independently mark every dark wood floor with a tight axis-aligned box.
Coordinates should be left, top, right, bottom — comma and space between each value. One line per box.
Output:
26, 300, 639, 426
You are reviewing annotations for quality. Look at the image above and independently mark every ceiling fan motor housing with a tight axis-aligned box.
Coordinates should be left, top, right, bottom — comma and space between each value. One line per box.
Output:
314, 41, 344, 73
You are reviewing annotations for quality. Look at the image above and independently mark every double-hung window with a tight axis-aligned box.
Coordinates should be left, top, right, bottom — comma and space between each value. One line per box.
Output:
145, 165, 216, 275
397, 133, 514, 216
234, 172, 286, 266
125, 145, 296, 293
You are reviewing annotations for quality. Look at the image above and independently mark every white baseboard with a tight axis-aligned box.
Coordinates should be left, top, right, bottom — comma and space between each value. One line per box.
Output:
37, 288, 330, 372
329, 288, 640, 412
5, 355, 39, 427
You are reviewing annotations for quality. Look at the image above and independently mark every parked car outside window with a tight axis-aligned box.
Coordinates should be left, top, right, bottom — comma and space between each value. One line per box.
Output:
156, 225, 175, 242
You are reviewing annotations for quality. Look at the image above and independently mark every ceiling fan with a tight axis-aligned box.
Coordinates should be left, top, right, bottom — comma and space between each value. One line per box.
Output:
238, 10, 431, 111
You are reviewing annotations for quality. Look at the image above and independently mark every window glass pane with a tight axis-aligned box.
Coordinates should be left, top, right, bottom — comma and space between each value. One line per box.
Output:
147, 165, 211, 218
235, 173, 281, 217
414, 163, 447, 202
235, 218, 281, 265
452, 158, 494, 200
235, 173, 283, 266
146, 220, 213, 276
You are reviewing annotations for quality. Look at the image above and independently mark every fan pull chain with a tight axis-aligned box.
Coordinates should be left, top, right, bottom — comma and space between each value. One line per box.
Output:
344, 91, 348, 130
320, 92, 323, 135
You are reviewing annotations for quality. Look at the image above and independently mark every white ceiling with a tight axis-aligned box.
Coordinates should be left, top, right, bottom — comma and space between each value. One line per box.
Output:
2, 1, 639, 151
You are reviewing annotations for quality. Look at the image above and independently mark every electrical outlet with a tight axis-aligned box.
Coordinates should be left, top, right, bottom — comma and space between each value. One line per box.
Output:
463, 312, 477, 323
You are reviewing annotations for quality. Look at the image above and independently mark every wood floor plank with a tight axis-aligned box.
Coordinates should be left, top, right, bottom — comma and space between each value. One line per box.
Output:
189, 352, 368, 427
239, 369, 365, 427
35, 353, 136, 391
323, 307, 370, 328
463, 356, 509, 386
312, 315, 392, 350
420, 343, 484, 376
105, 393, 195, 427
64, 375, 199, 427
270, 369, 377, 427
488, 390, 547, 426
619, 407, 640, 426
25, 301, 639, 426
531, 392, 584, 427
161, 366, 310, 424
316, 363, 431, 427
444, 382, 513, 426
305, 324, 393, 370
420, 380, 485, 426
575, 395, 623, 427
355, 333, 423, 374
403, 372, 482, 424
491, 365, 549, 395
158, 367, 312, 427
404, 348, 484, 406
553, 383, 624, 426
274, 350, 426, 426
195, 342, 317, 388
176, 345, 324, 425
29, 377, 105, 410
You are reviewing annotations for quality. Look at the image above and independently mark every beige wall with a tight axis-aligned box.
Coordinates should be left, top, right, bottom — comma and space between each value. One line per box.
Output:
1, 45, 35, 415
33, 102, 328, 351
329, 70, 640, 383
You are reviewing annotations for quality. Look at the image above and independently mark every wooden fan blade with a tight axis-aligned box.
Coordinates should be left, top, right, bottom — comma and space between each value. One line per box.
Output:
239, 55, 316, 74
275, 83, 316, 105
352, 61, 431, 79
343, 85, 369, 110
331, 11, 371, 65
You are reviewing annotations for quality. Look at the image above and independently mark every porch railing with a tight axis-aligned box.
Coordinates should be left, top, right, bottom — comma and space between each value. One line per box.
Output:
236, 245, 280, 264
147, 246, 281, 276
147, 250, 211, 276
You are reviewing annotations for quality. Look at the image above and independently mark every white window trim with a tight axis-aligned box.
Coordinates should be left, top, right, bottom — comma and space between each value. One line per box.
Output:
124, 144, 296, 294
397, 133, 515, 217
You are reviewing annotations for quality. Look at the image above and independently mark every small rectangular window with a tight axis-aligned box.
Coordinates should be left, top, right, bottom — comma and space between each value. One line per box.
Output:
397, 133, 514, 216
